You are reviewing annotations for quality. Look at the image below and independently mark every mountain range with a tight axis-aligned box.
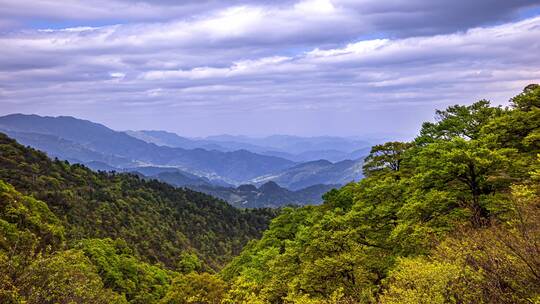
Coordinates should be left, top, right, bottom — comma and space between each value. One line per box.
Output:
183, 182, 337, 208
0, 114, 294, 183
128, 130, 371, 162
0, 114, 367, 206
83, 163, 339, 208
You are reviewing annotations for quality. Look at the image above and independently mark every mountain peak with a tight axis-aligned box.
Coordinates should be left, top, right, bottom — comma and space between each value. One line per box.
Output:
259, 181, 282, 192
237, 184, 258, 192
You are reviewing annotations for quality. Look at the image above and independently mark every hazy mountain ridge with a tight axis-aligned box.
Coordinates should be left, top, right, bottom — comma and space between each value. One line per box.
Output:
0, 114, 295, 184
188, 182, 338, 208
83, 162, 337, 208
250, 158, 364, 190
204, 134, 370, 154
129, 129, 372, 162
0, 129, 137, 168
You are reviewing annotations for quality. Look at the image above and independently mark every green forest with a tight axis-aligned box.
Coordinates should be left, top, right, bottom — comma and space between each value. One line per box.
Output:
1, 85, 539, 303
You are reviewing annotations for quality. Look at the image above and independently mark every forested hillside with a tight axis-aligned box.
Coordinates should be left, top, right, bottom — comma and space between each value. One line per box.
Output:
1, 85, 538, 303
0, 133, 276, 271
221, 85, 540, 303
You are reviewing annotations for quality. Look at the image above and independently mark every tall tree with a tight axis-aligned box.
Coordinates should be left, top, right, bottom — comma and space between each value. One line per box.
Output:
416, 100, 502, 144
362, 142, 412, 177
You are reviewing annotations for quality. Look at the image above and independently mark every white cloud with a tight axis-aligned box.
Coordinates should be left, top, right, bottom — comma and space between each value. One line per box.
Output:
307, 39, 389, 57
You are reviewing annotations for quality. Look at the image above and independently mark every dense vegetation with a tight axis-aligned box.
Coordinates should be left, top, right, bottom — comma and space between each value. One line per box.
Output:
0, 132, 277, 269
0, 85, 538, 303
0, 132, 280, 302
220, 85, 540, 303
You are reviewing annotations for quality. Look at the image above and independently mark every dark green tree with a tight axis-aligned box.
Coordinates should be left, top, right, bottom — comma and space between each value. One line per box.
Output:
362, 141, 412, 177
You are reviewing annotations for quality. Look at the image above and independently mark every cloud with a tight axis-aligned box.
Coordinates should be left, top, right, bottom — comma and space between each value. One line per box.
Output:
0, 1, 539, 136
2, 0, 538, 36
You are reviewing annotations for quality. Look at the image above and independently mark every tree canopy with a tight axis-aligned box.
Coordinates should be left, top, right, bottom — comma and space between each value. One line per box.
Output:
220, 85, 540, 303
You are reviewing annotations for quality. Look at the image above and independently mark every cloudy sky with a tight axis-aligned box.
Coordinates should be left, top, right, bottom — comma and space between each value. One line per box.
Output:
1, 0, 540, 138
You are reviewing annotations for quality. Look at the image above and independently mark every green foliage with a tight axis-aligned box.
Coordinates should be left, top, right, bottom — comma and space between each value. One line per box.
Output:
177, 252, 203, 274
160, 272, 226, 304
416, 99, 502, 143
0, 134, 275, 270
17, 250, 127, 304
0, 179, 64, 253
383, 183, 540, 304
0, 132, 276, 303
362, 141, 412, 177
0, 181, 127, 303
380, 257, 466, 304
222, 85, 540, 303
75, 238, 174, 303
511, 83, 540, 111
402, 138, 517, 228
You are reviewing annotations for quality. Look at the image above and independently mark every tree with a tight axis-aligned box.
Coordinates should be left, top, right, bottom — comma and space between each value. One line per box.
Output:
511, 83, 540, 111
362, 142, 412, 177
406, 138, 516, 227
160, 273, 226, 304
481, 84, 540, 154
75, 238, 173, 303
177, 252, 203, 274
416, 100, 502, 144
380, 257, 466, 304
17, 250, 126, 304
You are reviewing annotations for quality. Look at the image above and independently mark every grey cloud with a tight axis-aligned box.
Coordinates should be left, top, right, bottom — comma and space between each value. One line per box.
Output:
339, 0, 540, 36
1, 2, 540, 137
1, 0, 538, 40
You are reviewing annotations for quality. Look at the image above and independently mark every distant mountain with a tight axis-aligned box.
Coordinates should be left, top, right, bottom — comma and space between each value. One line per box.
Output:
129, 130, 371, 162
78, 161, 331, 206
250, 159, 364, 190
126, 130, 229, 151
1, 129, 136, 167
262, 147, 371, 163
83, 161, 122, 171
84, 162, 237, 188
0, 114, 295, 183
0, 114, 368, 190
81, 161, 335, 208
206, 134, 371, 155
150, 171, 213, 187
189, 182, 338, 208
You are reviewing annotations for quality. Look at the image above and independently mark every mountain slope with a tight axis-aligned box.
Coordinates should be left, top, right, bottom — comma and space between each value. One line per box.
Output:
82, 163, 336, 208
1, 129, 135, 167
261, 147, 371, 162
0, 132, 275, 269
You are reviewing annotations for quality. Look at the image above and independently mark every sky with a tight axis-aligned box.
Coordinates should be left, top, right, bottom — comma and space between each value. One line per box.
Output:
1, 0, 540, 138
